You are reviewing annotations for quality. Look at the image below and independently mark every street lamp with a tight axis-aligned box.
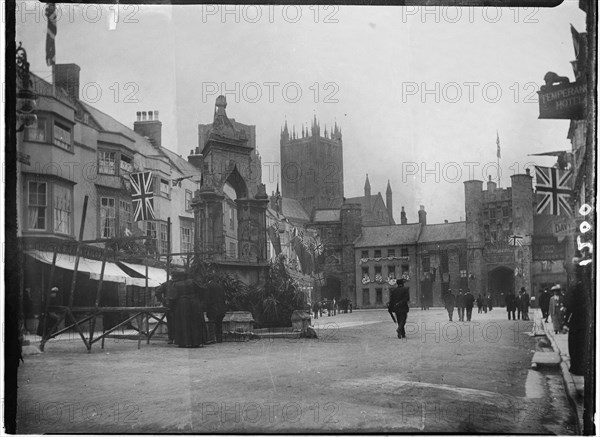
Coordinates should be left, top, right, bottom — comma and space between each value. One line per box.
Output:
16, 42, 38, 132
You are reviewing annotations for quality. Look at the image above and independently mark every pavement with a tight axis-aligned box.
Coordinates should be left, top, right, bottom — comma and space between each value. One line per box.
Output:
535, 308, 585, 434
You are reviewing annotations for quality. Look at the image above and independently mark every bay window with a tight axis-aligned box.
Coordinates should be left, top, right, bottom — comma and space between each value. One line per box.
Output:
28, 181, 47, 230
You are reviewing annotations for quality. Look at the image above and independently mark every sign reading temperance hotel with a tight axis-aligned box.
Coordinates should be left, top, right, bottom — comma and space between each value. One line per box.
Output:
538, 81, 586, 119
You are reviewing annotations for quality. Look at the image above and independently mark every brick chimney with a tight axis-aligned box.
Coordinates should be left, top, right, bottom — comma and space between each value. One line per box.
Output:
54, 64, 81, 102
187, 146, 204, 170
134, 110, 162, 148
418, 205, 427, 225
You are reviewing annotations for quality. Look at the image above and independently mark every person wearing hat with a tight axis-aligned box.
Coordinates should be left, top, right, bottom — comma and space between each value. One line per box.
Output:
456, 289, 465, 322
464, 289, 475, 321
37, 286, 62, 337
519, 287, 530, 321
388, 278, 410, 339
548, 284, 564, 334
539, 288, 551, 322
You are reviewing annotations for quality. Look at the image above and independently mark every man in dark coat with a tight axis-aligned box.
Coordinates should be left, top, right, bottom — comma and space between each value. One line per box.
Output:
312, 301, 320, 319
444, 289, 455, 321
516, 289, 523, 320
505, 290, 517, 320
171, 274, 207, 348
539, 288, 551, 322
204, 279, 226, 343
464, 289, 475, 321
519, 287, 530, 321
388, 279, 410, 339
456, 289, 465, 322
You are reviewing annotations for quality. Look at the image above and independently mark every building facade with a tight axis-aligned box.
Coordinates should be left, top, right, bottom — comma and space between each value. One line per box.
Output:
18, 63, 200, 318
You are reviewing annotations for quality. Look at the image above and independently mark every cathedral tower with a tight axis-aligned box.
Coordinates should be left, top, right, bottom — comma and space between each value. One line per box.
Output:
279, 117, 344, 214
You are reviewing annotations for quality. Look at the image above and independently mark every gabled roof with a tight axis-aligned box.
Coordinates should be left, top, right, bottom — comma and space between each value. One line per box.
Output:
281, 198, 310, 222
30, 73, 74, 107
418, 222, 466, 243
354, 224, 421, 248
159, 146, 199, 177
78, 101, 158, 157
313, 209, 341, 222
345, 192, 385, 213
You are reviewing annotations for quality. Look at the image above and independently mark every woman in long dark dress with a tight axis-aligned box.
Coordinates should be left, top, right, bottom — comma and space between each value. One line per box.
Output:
172, 275, 207, 348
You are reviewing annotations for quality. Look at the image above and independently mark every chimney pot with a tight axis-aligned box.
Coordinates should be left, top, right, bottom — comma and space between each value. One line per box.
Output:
525, 168, 531, 176
154, 110, 159, 120
53, 63, 81, 102
136, 111, 141, 121
148, 111, 153, 121
142, 111, 147, 121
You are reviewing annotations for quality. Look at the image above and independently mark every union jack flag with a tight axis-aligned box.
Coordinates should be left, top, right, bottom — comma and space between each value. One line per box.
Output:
45, 3, 57, 66
535, 166, 572, 216
508, 234, 523, 247
131, 172, 156, 221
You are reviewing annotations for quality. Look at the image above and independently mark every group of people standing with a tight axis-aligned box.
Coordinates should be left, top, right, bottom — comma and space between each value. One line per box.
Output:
504, 287, 531, 320
442, 289, 478, 322
312, 298, 353, 319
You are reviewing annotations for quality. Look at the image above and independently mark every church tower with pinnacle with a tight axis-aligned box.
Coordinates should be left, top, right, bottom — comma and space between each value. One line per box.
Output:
279, 115, 344, 214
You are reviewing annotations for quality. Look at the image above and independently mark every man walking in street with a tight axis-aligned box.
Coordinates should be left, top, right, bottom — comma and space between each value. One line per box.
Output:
457, 289, 465, 322
444, 289, 455, 322
464, 289, 475, 321
539, 288, 550, 322
505, 290, 517, 320
520, 287, 530, 321
388, 278, 410, 339
516, 289, 523, 320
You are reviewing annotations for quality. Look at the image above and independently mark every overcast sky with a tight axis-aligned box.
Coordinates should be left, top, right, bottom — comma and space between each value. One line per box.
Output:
15, 2, 586, 224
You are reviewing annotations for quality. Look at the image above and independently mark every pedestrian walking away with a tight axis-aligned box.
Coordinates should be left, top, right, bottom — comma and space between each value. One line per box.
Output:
549, 284, 564, 334
516, 289, 523, 320
444, 289, 455, 322
487, 294, 493, 312
505, 290, 517, 320
456, 289, 465, 322
476, 294, 483, 314
464, 289, 475, 321
539, 288, 550, 322
519, 287, 530, 321
388, 278, 410, 339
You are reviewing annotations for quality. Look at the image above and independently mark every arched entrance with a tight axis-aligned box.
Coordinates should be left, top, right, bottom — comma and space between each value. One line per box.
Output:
322, 276, 341, 301
488, 266, 514, 307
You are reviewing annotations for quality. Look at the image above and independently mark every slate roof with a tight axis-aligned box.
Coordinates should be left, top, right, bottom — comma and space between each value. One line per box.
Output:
418, 222, 466, 243
79, 101, 158, 157
281, 198, 310, 222
313, 209, 341, 222
159, 146, 199, 177
354, 224, 421, 248
345, 193, 385, 212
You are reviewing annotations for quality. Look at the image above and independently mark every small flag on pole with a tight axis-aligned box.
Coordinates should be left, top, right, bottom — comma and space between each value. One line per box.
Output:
45, 3, 57, 66
496, 131, 501, 159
